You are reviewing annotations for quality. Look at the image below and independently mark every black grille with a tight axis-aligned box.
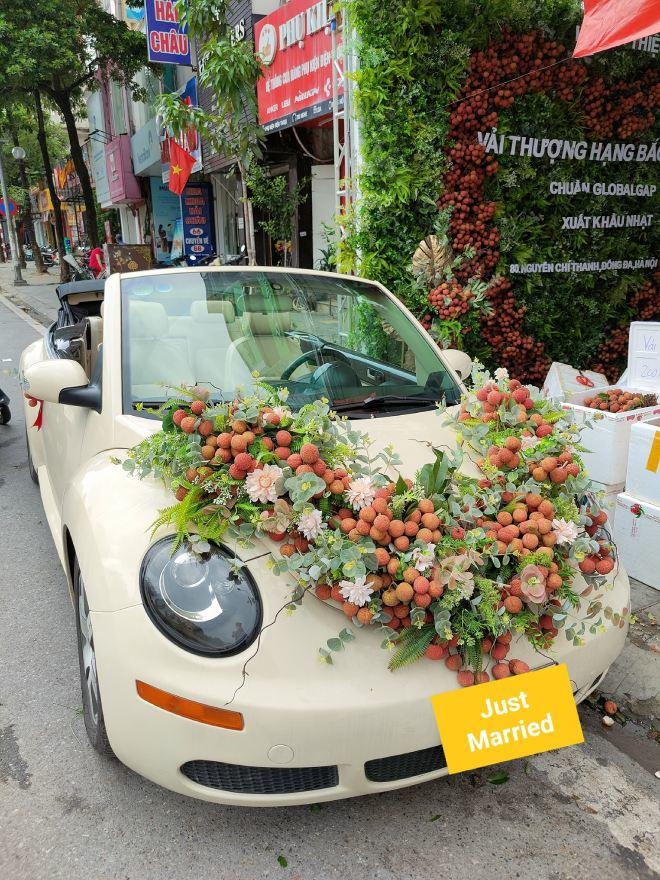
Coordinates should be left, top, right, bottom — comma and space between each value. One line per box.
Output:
365, 745, 447, 782
180, 760, 339, 795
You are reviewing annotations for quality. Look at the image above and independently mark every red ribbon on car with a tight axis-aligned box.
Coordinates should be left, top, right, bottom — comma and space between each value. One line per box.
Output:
24, 393, 44, 430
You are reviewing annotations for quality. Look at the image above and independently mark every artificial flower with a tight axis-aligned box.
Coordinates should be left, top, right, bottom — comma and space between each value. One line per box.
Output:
436, 554, 476, 595
519, 564, 548, 604
494, 367, 509, 382
520, 434, 541, 451
245, 463, 284, 504
411, 543, 436, 572
297, 507, 324, 540
345, 475, 376, 510
552, 517, 579, 545
258, 499, 292, 533
339, 576, 374, 607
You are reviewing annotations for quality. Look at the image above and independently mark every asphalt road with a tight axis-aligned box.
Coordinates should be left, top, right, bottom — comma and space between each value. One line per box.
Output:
0, 295, 658, 880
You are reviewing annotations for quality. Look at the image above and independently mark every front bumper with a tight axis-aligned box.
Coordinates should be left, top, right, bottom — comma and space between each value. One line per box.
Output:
91, 563, 630, 807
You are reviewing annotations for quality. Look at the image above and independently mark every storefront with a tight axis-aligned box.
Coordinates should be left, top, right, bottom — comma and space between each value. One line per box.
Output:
104, 134, 144, 243
253, 0, 340, 268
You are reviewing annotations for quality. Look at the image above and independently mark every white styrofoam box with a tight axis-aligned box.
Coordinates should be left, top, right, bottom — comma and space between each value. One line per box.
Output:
614, 492, 660, 590
626, 417, 660, 505
590, 480, 625, 530
563, 386, 660, 484
542, 362, 608, 403
561, 322, 660, 485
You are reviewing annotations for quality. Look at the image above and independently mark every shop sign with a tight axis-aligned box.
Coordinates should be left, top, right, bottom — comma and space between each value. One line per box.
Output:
161, 77, 202, 183
255, 0, 344, 133
86, 92, 111, 207
105, 135, 142, 205
145, 0, 191, 65
181, 184, 215, 261
131, 117, 161, 176
150, 177, 181, 264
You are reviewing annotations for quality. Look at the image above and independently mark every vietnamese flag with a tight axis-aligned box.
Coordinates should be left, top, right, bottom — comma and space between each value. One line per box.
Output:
168, 138, 196, 195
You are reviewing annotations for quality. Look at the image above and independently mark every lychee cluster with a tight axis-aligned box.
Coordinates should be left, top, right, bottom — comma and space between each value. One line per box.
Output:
582, 388, 657, 413
427, 278, 474, 321
478, 494, 558, 556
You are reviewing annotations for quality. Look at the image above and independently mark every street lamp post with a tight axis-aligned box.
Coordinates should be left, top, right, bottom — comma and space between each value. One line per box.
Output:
0, 144, 26, 285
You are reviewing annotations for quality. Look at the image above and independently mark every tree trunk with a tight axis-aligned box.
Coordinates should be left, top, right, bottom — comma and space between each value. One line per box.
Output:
50, 89, 99, 248
34, 91, 69, 282
9, 127, 47, 274
238, 159, 256, 265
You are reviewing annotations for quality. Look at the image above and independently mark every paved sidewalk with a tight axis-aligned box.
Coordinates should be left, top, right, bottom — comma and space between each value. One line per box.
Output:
0, 261, 61, 326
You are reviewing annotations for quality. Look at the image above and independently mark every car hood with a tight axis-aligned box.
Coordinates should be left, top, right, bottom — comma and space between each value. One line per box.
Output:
112, 409, 481, 563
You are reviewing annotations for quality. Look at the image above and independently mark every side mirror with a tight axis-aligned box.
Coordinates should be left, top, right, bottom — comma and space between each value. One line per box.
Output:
23, 360, 101, 412
442, 349, 473, 381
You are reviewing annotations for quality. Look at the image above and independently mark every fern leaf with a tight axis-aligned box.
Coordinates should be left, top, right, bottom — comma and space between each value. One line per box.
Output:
388, 625, 435, 671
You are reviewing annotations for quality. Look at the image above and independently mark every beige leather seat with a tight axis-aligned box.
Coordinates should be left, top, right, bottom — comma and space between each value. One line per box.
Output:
225, 310, 301, 379
128, 300, 195, 400
186, 300, 252, 396
85, 316, 103, 378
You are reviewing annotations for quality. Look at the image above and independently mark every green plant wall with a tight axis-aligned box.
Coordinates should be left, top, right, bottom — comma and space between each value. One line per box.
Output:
346, 0, 659, 381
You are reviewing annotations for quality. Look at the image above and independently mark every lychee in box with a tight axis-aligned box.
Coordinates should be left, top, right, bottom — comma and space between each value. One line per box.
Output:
562, 322, 660, 485
625, 417, 660, 506
541, 362, 608, 404
614, 492, 660, 591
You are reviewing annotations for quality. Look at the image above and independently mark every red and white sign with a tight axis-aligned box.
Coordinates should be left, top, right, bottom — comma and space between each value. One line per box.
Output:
255, 0, 343, 133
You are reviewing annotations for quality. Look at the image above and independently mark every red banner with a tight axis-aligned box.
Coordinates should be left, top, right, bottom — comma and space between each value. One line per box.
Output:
255, 0, 343, 133
574, 0, 660, 57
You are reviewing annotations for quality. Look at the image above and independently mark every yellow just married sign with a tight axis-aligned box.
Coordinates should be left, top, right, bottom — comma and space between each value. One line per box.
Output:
430, 663, 584, 773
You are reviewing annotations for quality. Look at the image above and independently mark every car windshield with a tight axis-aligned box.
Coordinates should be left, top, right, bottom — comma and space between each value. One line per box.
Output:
120, 269, 460, 416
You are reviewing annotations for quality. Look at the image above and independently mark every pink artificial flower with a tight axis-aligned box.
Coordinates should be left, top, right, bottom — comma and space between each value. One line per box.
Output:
245, 463, 284, 504
345, 476, 376, 511
551, 518, 579, 546
519, 564, 548, 604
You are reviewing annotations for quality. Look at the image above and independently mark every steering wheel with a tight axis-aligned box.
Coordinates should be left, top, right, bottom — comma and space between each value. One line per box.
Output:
280, 345, 351, 380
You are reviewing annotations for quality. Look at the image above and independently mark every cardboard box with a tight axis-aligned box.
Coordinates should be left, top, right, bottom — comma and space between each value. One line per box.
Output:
590, 481, 625, 531
562, 322, 660, 485
542, 362, 608, 403
614, 492, 660, 591
626, 417, 660, 506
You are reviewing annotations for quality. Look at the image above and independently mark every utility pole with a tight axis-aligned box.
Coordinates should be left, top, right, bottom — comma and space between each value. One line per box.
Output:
0, 144, 26, 285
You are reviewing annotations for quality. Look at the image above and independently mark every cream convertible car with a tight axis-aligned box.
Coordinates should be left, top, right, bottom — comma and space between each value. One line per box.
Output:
20, 268, 628, 806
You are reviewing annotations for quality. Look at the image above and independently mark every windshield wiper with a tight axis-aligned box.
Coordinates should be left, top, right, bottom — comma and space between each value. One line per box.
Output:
332, 394, 442, 412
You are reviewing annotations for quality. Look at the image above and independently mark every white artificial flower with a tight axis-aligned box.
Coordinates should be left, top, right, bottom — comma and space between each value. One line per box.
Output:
520, 434, 541, 451
297, 507, 324, 540
552, 518, 579, 545
457, 579, 475, 600
339, 576, 374, 607
277, 387, 290, 402
245, 464, 284, 504
345, 475, 376, 510
494, 367, 509, 382
412, 543, 436, 572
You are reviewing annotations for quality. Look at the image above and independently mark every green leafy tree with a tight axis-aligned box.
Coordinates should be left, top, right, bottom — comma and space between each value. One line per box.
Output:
156, 0, 263, 264
0, 0, 150, 247
246, 166, 308, 267
1, 99, 68, 273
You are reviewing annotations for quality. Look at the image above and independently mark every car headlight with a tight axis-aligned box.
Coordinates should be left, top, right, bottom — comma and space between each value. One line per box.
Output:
140, 538, 262, 656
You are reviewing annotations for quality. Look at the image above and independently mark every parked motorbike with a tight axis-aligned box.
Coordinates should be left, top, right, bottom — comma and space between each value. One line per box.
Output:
63, 253, 94, 281
0, 388, 10, 425
25, 245, 56, 267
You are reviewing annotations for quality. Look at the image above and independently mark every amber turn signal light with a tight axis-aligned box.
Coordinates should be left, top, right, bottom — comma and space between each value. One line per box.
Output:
136, 680, 244, 730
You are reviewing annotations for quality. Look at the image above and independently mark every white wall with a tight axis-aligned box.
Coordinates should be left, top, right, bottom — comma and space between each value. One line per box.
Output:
311, 164, 335, 268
